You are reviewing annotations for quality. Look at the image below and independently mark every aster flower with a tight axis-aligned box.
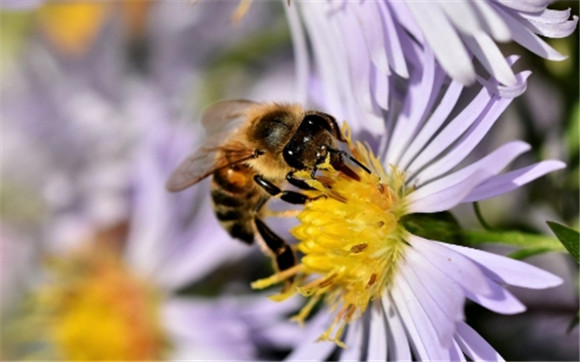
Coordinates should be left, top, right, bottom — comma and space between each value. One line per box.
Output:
286, 0, 577, 112
252, 52, 565, 360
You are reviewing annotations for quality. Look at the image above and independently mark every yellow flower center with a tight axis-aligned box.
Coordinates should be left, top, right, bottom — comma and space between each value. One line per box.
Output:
252, 125, 410, 347
11, 243, 166, 360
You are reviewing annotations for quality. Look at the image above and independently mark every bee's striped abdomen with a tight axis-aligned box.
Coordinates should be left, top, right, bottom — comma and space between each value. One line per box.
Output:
211, 164, 263, 244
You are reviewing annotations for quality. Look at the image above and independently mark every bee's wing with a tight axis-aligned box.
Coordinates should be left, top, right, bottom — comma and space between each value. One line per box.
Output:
165, 100, 257, 192
201, 99, 257, 134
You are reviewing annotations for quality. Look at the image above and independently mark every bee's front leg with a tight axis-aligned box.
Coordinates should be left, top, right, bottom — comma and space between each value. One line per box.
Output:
253, 175, 310, 204
286, 171, 316, 191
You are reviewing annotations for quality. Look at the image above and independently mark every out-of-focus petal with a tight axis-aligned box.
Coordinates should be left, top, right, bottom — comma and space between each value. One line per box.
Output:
405, 2, 475, 85
380, 1, 411, 78
473, 1, 511, 41
285, 2, 309, 104
1, 0, 43, 10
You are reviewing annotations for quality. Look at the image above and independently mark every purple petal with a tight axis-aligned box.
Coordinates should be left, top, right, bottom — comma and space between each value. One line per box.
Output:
472, 1, 512, 41
494, 0, 551, 14
1, 0, 43, 10
339, 320, 363, 361
366, 304, 387, 361
391, 275, 451, 360
413, 98, 514, 185
398, 262, 458, 347
522, 14, 579, 38
464, 281, 527, 314
440, 2, 482, 35
337, 7, 374, 113
521, 8, 573, 24
408, 236, 495, 298
492, 3, 567, 60
408, 169, 493, 213
399, 80, 464, 170
450, 340, 467, 362
382, 296, 412, 361
405, 2, 475, 85
462, 160, 566, 202
154, 200, 251, 291
385, 47, 438, 166
455, 322, 505, 362
441, 243, 563, 289
477, 69, 530, 98
463, 32, 517, 86
406, 86, 492, 176
354, 0, 390, 75
379, 1, 410, 78
387, 1, 423, 44
285, 2, 309, 104
404, 246, 466, 322
285, 312, 336, 361
300, 3, 349, 119
371, 63, 390, 110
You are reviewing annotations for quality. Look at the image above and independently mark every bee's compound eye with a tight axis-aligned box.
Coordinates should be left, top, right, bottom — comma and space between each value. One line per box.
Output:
283, 147, 305, 169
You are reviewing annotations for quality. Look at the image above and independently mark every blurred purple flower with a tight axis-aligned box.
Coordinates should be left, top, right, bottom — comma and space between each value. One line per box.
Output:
0, 0, 44, 10
2, 82, 299, 360
1, 4, 301, 359
287, 0, 577, 111
253, 53, 566, 361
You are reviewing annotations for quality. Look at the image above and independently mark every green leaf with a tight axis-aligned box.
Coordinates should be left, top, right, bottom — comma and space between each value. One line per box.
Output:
401, 212, 463, 245
508, 247, 555, 260
402, 214, 570, 261
461, 229, 565, 258
547, 221, 579, 263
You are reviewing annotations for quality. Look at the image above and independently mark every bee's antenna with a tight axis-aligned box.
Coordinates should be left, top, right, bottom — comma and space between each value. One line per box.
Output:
328, 148, 371, 174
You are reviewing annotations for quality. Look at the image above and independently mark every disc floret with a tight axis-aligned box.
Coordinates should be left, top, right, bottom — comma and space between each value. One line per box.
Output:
252, 125, 411, 346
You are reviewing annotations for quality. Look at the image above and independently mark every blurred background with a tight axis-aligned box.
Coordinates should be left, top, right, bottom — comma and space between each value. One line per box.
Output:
1, 1, 578, 360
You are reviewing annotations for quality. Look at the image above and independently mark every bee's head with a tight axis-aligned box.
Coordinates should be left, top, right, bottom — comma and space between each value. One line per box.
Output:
283, 114, 339, 170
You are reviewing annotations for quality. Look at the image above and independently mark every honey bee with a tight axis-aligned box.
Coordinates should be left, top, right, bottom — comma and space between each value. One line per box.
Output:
166, 100, 369, 273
